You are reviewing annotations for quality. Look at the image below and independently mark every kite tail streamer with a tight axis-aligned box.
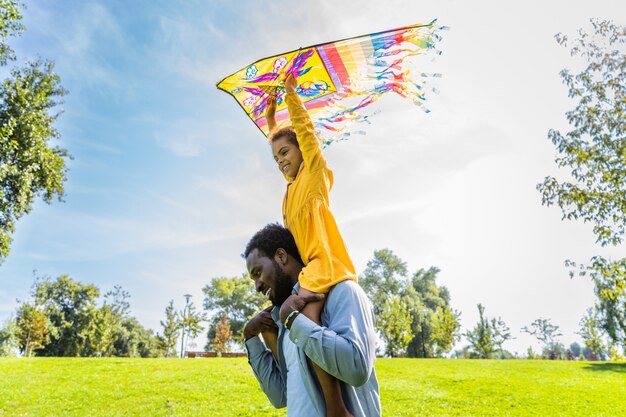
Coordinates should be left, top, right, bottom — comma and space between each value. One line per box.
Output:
311, 20, 445, 146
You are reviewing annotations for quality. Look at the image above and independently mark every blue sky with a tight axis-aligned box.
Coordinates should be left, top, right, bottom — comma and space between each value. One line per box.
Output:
1, 0, 624, 354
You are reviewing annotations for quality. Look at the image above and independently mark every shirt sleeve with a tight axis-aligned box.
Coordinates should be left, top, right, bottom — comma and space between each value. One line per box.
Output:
285, 92, 325, 171
245, 336, 287, 408
287, 281, 377, 387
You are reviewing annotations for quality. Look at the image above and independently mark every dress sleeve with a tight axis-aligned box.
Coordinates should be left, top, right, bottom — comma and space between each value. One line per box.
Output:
285, 92, 325, 171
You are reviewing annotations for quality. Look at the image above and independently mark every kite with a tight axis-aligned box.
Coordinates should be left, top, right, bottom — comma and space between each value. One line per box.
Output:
217, 20, 445, 145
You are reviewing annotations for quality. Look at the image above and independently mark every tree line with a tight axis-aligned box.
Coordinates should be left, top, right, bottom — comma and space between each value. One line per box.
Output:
0, 246, 621, 360
0, 276, 161, 357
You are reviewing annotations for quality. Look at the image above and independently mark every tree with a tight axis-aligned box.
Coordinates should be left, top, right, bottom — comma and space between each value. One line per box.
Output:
360, 249, 460, 358
0, 316, 18, 356
431, 305, 462, 357
571, 258, 626, 351
361, 249, 408, 317
84, 304, 117, 357
203, 275, 267, 345
577, 308, 606, 360
537, 19, 626, 349
112, 317, 160, 358
376, 296, 413, 357
15, 302, 51, 356
179, 297, 206, 357
12, 275, 161, 357
569, 342, 582, 358
79, 285, 133, 357
521, 318, 564, 359
160, 300, 180, 358
32, 275, 100, 356
104, 285, 131, 320
405, 267, 451, 358
465, 304, 513, 359
211, 314, 233, 356
0, 0, 69, 262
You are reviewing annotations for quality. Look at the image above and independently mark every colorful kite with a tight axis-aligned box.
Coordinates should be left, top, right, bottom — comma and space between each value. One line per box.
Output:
217, 20, 444, 145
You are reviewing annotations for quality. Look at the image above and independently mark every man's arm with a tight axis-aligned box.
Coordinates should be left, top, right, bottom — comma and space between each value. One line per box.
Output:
245, 336, 287, 408
244, 309, 286, 408
287, 281, 377, 387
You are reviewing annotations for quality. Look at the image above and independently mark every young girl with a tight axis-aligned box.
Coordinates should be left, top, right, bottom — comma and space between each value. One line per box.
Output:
264, 73, 357, 417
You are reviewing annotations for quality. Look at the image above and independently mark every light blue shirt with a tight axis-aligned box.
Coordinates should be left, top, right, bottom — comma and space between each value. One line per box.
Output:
283, 328, 316, 416
245, 280, 381, 417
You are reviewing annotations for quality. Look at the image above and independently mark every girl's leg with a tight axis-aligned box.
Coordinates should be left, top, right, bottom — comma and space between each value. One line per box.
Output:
299, 288, 354, 417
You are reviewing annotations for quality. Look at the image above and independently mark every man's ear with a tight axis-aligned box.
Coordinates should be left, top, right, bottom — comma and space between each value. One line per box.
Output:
274, 248, 289, 266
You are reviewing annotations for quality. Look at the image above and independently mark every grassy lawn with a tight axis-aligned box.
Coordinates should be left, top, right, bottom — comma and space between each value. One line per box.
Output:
1, 358, 625, 416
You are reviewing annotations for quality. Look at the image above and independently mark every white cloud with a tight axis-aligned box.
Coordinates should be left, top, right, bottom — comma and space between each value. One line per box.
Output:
25, 1, 126, 90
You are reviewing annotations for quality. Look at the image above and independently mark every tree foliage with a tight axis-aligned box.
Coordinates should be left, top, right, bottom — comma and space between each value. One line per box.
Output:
538, 19, 625, 246
84, 304, 117, 357
577, 308, 606, 359
522, 318, 563, 359
160, 300, 180, 358
376, 296, 413, 357
0, 0, 24, 65
32, 275, 99, 356
405, 267, 459, 358
211, 313, 233, 355
569, 256, 626, 350
361, 249, 408, 318
537, 19, 626, 349
112, 317, 161, 358
15, 302, 50, 356
0, 316, 19, 356
202, 275, 267, 345
178, 299, 206, 357
13, 275, 161, 357
0, 1, 69, 262
431, 305, 462, 357
361, 249, 460, 358
465, 304, 513, 359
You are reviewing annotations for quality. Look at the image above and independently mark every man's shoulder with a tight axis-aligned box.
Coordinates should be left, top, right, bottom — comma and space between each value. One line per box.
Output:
327, 280, 368, 306
331, 279, 360, 292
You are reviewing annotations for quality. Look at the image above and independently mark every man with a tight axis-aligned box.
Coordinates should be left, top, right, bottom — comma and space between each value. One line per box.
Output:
243, 223, 381, 417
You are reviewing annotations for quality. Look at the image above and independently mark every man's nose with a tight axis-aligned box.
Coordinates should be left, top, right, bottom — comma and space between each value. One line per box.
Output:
255, 280, 263, 292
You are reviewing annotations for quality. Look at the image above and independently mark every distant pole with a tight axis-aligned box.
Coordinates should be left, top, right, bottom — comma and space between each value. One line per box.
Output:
180, 294, 192, 358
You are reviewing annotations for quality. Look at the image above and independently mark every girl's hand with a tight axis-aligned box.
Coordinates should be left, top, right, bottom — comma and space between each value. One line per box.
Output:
266, 95, 277, 119
244, 306, 278, 340
284, 73, 297, 93
279, 293, 325, 325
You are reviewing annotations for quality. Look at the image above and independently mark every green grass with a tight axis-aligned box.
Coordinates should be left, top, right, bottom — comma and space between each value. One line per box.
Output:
1, 358, 625, 416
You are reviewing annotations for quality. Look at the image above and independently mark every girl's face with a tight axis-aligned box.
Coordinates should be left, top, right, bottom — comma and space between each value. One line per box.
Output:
271, 136, 303, 179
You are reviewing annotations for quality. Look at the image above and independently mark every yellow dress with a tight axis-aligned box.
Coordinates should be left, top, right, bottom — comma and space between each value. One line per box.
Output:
282, 92, 357, 293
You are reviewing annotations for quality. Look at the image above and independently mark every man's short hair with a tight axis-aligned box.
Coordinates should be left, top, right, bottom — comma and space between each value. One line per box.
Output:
244, 223, 303, 264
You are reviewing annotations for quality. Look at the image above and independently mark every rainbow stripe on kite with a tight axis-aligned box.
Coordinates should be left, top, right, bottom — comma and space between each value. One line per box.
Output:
217, 20, 444, 145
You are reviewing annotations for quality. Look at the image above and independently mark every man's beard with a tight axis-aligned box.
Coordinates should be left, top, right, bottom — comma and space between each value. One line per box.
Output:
270, 258, 294, 307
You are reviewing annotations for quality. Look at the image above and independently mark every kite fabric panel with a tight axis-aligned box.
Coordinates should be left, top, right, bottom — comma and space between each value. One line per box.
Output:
217, 20, 445, 145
